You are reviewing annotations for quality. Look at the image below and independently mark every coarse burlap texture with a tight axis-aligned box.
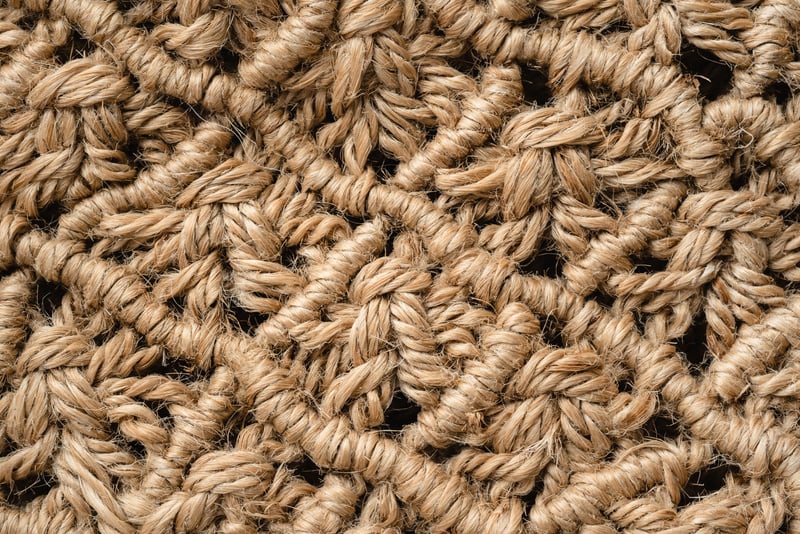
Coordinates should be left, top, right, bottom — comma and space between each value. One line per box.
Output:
1, 0, 800, 532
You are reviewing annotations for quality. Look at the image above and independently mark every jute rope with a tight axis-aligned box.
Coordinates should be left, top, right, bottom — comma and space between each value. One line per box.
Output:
1, 0, 800, 531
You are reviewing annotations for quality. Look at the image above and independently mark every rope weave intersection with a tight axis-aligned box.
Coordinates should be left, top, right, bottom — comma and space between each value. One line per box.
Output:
1, 0, 800, 532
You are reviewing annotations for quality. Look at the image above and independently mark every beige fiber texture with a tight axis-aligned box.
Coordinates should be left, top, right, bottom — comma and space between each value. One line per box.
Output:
1, 0, 800, 532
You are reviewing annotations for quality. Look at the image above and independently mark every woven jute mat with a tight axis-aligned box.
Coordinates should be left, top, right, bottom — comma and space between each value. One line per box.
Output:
1, 0, 800, 532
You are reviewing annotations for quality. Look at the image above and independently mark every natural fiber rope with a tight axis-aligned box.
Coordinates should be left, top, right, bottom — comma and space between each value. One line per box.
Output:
1, 0, 799, 532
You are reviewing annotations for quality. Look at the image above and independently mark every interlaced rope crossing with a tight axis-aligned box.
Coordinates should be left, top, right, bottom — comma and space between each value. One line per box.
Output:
1, 0, 799, 532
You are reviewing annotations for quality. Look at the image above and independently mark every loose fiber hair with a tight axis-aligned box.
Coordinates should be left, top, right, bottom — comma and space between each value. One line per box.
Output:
1, 0, 800, 532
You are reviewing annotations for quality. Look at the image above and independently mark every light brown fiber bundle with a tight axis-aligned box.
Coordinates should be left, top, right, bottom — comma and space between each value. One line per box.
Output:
1, 0, 800, 532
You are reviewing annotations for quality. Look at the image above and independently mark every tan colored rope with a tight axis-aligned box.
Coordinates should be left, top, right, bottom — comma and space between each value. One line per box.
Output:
1, 0, 800, 531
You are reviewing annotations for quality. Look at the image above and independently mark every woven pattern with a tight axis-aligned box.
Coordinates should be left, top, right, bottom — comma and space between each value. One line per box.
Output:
1, 0, 800, 532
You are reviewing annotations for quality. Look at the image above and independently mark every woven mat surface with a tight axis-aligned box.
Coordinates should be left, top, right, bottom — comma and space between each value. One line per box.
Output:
2, 0, 800, 532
